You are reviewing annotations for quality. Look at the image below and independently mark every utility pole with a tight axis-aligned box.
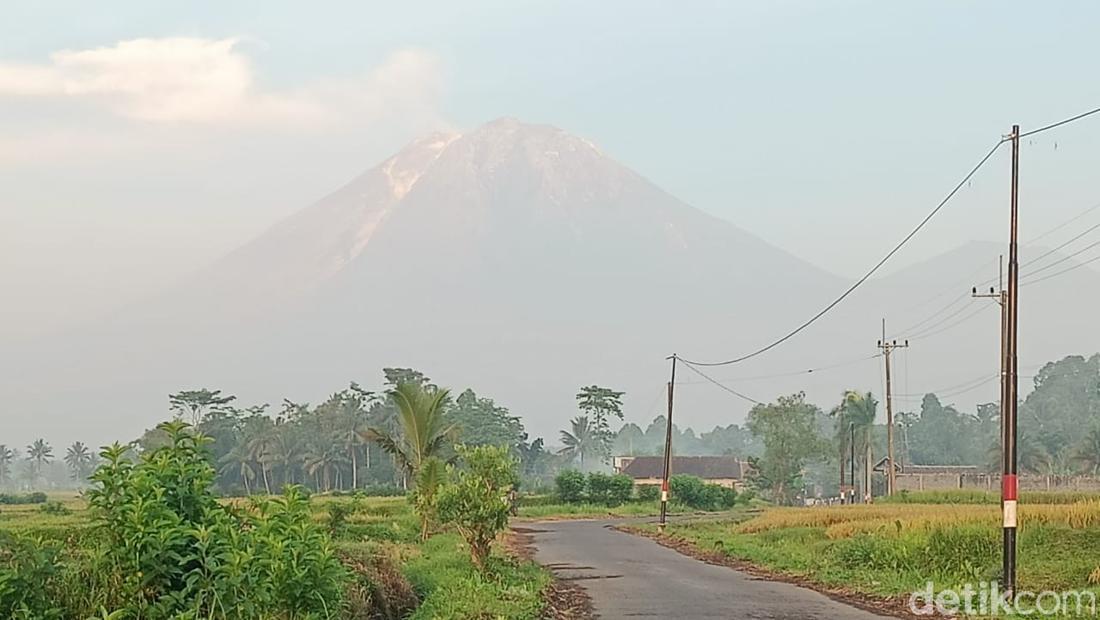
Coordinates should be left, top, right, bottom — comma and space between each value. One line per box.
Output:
972, 255, 1007, 481
850, 423, 856, 503
1003, 125, 1021, 598
658, 354, 677, 533
877, 319, 908, 496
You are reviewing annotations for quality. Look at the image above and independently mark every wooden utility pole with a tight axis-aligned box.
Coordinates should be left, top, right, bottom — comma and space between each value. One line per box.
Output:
877, 319, 908, 496
658, 354, 677, 533
1004, 124, 1021, 597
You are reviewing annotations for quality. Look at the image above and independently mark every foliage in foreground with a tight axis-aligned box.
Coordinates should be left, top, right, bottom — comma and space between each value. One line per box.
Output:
437, 445, 519, 570
2, 421, 348, 619
405, 534, 548, 620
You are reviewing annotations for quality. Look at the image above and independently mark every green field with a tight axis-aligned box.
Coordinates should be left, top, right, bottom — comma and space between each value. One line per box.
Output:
0, 492, 550, 619
634, 493, 1100, 615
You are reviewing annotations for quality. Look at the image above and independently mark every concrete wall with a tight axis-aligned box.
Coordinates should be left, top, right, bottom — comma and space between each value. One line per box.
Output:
894, 472, 1100, 492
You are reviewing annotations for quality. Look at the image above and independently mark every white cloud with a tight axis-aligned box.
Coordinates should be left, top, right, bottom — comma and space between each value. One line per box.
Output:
0, 37, 444, 126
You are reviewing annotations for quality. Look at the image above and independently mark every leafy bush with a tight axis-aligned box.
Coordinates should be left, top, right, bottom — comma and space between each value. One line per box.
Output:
411, 456, 448, 541
87, 420, 347, 618
326, 498, 360, 536
554, 469, 586, 503
669, 474, 736, 510
38, 502, 70, 516
0, 492, 47, 505
670, 474, 708, 508
636, 484, 660, 501
0, 533, 64, 619
586, 472, 633, 506
437, 445, 518, 571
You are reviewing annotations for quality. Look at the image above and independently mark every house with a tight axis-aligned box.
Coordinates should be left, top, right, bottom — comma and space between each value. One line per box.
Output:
614, 456, 749, 489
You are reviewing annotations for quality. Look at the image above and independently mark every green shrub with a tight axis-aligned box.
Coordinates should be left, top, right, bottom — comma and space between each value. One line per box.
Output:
86, 420, 347, 618
636, 484, 660, 502
606, 474, 634, 506
670, 474, 708, 508
586, 472, 612, 505
326, 499, 359, 537
437, 445, 519, 571
0, 492, 48, 505
706, 484, 737, 510
38, 502, 70, 516
669, 475, 735, 510
0, 533, 65, 619
554, 469, 586, 503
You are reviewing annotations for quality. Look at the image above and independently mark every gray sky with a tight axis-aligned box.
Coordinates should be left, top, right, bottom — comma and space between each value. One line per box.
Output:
3, 0, 1100, 341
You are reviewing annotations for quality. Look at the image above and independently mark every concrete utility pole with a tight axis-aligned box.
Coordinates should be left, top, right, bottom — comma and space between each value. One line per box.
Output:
1003, 125, 1021, 598
973, 255, 1007, 482
658, 354, 677, 533
877, 319, 908, 496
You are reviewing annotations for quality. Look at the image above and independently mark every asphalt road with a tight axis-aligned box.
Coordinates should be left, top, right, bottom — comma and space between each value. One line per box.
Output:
528, 519, 891, 620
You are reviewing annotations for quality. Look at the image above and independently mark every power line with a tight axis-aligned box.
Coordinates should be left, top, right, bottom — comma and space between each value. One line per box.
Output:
902, 298, 977, 339
1019, 238, 1100, 282
679, 353, 882, 384
893, 292, 972, 338
1027, 200, 1100, 246
897, 373, 999, 399
1021, 252, 1100, 287
678, 140, 1006, 367
1021, 221, 1100, 273
677, 359, 760, 404
1019, 105, 1100, 139
908, 302, 993, 341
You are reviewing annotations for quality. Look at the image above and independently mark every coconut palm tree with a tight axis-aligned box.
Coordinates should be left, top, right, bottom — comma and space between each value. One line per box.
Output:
26, 439, 54, 484
301, 442, 349, 492
359, 382, 455, 488
832, 391, 877, 498
219, 444, 257, 495
558, 415, 599, 469
0, 445, 15, 487
64, 441, 94, 483
1073, 426, 1100, 475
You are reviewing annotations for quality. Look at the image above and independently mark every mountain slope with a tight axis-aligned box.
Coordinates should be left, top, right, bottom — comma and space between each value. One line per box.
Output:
8, 119, 1100, 450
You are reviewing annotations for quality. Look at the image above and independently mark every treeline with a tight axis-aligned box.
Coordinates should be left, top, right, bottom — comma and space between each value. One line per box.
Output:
136, 368, 559, 495
742, 353, 1100, 505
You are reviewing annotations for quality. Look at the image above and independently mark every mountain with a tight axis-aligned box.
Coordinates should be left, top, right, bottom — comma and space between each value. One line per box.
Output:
6, 118, 1100, 448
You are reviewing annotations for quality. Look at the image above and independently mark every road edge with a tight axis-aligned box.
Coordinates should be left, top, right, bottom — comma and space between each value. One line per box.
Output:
507, 525, 597, 620
616, 524, 915, 619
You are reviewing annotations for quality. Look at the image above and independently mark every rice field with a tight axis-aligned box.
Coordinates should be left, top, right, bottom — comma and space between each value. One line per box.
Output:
639, 492, 1100, 611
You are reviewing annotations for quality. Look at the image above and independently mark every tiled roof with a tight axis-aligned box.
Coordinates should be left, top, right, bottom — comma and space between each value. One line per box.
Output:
621, 456, 745, 480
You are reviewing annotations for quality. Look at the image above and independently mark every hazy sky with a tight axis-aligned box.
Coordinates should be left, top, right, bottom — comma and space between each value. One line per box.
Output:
4, 1, 1100, 339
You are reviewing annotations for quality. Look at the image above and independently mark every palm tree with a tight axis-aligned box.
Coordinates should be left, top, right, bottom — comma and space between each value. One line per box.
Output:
360, 382, 455, 489
301, 442, 348, 492
219, 444, 256, 495
26, 439, 54, 484
832, 391, 877, 499
1073, 426, 1100, 475
64, 441, 94, 483
558, 416, 599, 469
0, 445, 15, 487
